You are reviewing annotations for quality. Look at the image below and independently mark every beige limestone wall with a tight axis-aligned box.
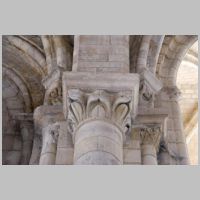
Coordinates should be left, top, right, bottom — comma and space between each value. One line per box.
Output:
73, 35, 129, 73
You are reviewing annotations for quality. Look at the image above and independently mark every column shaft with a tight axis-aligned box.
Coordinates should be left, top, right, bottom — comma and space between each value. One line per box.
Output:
74, 120, 123, 165
39, 124, 59, 165
20, 121, 34, 165
141, 144, 157, 165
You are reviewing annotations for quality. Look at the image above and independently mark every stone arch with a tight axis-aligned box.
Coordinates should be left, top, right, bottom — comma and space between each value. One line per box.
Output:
157, 35, 198, 87
135, 35, 164, 74
155, 36, 198, 165
3, 66, 33, 113
7, 35, 47, 76
41, 35, 73, 74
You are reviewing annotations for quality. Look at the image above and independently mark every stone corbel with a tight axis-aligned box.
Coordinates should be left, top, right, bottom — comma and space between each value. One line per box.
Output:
42, 69, 63, 105
139, 69, 163, 107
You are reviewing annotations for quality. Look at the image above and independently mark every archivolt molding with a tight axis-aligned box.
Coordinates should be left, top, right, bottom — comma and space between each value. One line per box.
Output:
3, 66, 33, 113
129, 35, 143, 73
41, 35, 73, 75
185, 104, 198, 143
147, 35, 165, 74
7, 36, 47, 77
134, 36, 164, 108
18, 36, 45, 55
130, 35, 164, 75
136, 35, 152, 73
157, 35, 198, 87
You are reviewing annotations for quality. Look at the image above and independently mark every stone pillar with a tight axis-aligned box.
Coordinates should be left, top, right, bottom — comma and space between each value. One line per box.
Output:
39, 123, 60, 165
30, 105, 65, 165
159, 86, 189, 165
74, 120, 123, 164
63, 35, 139, 165
20, 121, 34, 165
55, 121, 74, 165
140, 126, 161, 165
13, 113, 34, 165
66, 89, 134, 165
63, 73, 139, 165
123, 128, 142, 165
73, 35, 129, 73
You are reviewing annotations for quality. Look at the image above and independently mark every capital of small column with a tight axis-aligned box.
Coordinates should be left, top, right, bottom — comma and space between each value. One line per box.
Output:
140, 126, 161, 152
135, 125, 162, 165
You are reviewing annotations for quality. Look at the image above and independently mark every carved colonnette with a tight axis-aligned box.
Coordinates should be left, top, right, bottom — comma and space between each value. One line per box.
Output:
30, 105, 71, 165
63, 72, 139, 164
133, 107, 168, 165
132, 125, 161, 165
39, 123, 60, 164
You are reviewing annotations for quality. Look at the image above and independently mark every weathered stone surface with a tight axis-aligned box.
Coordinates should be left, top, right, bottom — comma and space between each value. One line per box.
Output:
2, 35, 197, 165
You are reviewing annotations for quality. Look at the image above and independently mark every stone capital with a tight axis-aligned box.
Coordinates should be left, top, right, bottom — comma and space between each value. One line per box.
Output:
134, 125, 162, 151
66, 89, 132, 141
63, 72, 140, 141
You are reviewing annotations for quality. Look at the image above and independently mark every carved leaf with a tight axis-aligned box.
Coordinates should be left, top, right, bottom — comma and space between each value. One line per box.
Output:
86, 90, 110, 118
112, 96, 131, 124
70, 101, 83, 123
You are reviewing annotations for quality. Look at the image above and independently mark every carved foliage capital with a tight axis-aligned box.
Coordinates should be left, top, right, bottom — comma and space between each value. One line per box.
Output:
136, 125, 162, 151
67, 89, 132, 137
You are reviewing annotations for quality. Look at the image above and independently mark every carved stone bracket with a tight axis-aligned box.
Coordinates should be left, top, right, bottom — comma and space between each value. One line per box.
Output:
42, 69, 63, 105
139, 79, 153, 104
139, 69, 163, 107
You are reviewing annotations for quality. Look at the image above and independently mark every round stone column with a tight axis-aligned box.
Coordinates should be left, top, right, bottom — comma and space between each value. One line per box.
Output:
20, 121, 34, 165
73, 120, 123, 165
159, 86, 190, 164
141, 144, 157, 165
140, 126, 161, 165
39, 123, 60, 165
